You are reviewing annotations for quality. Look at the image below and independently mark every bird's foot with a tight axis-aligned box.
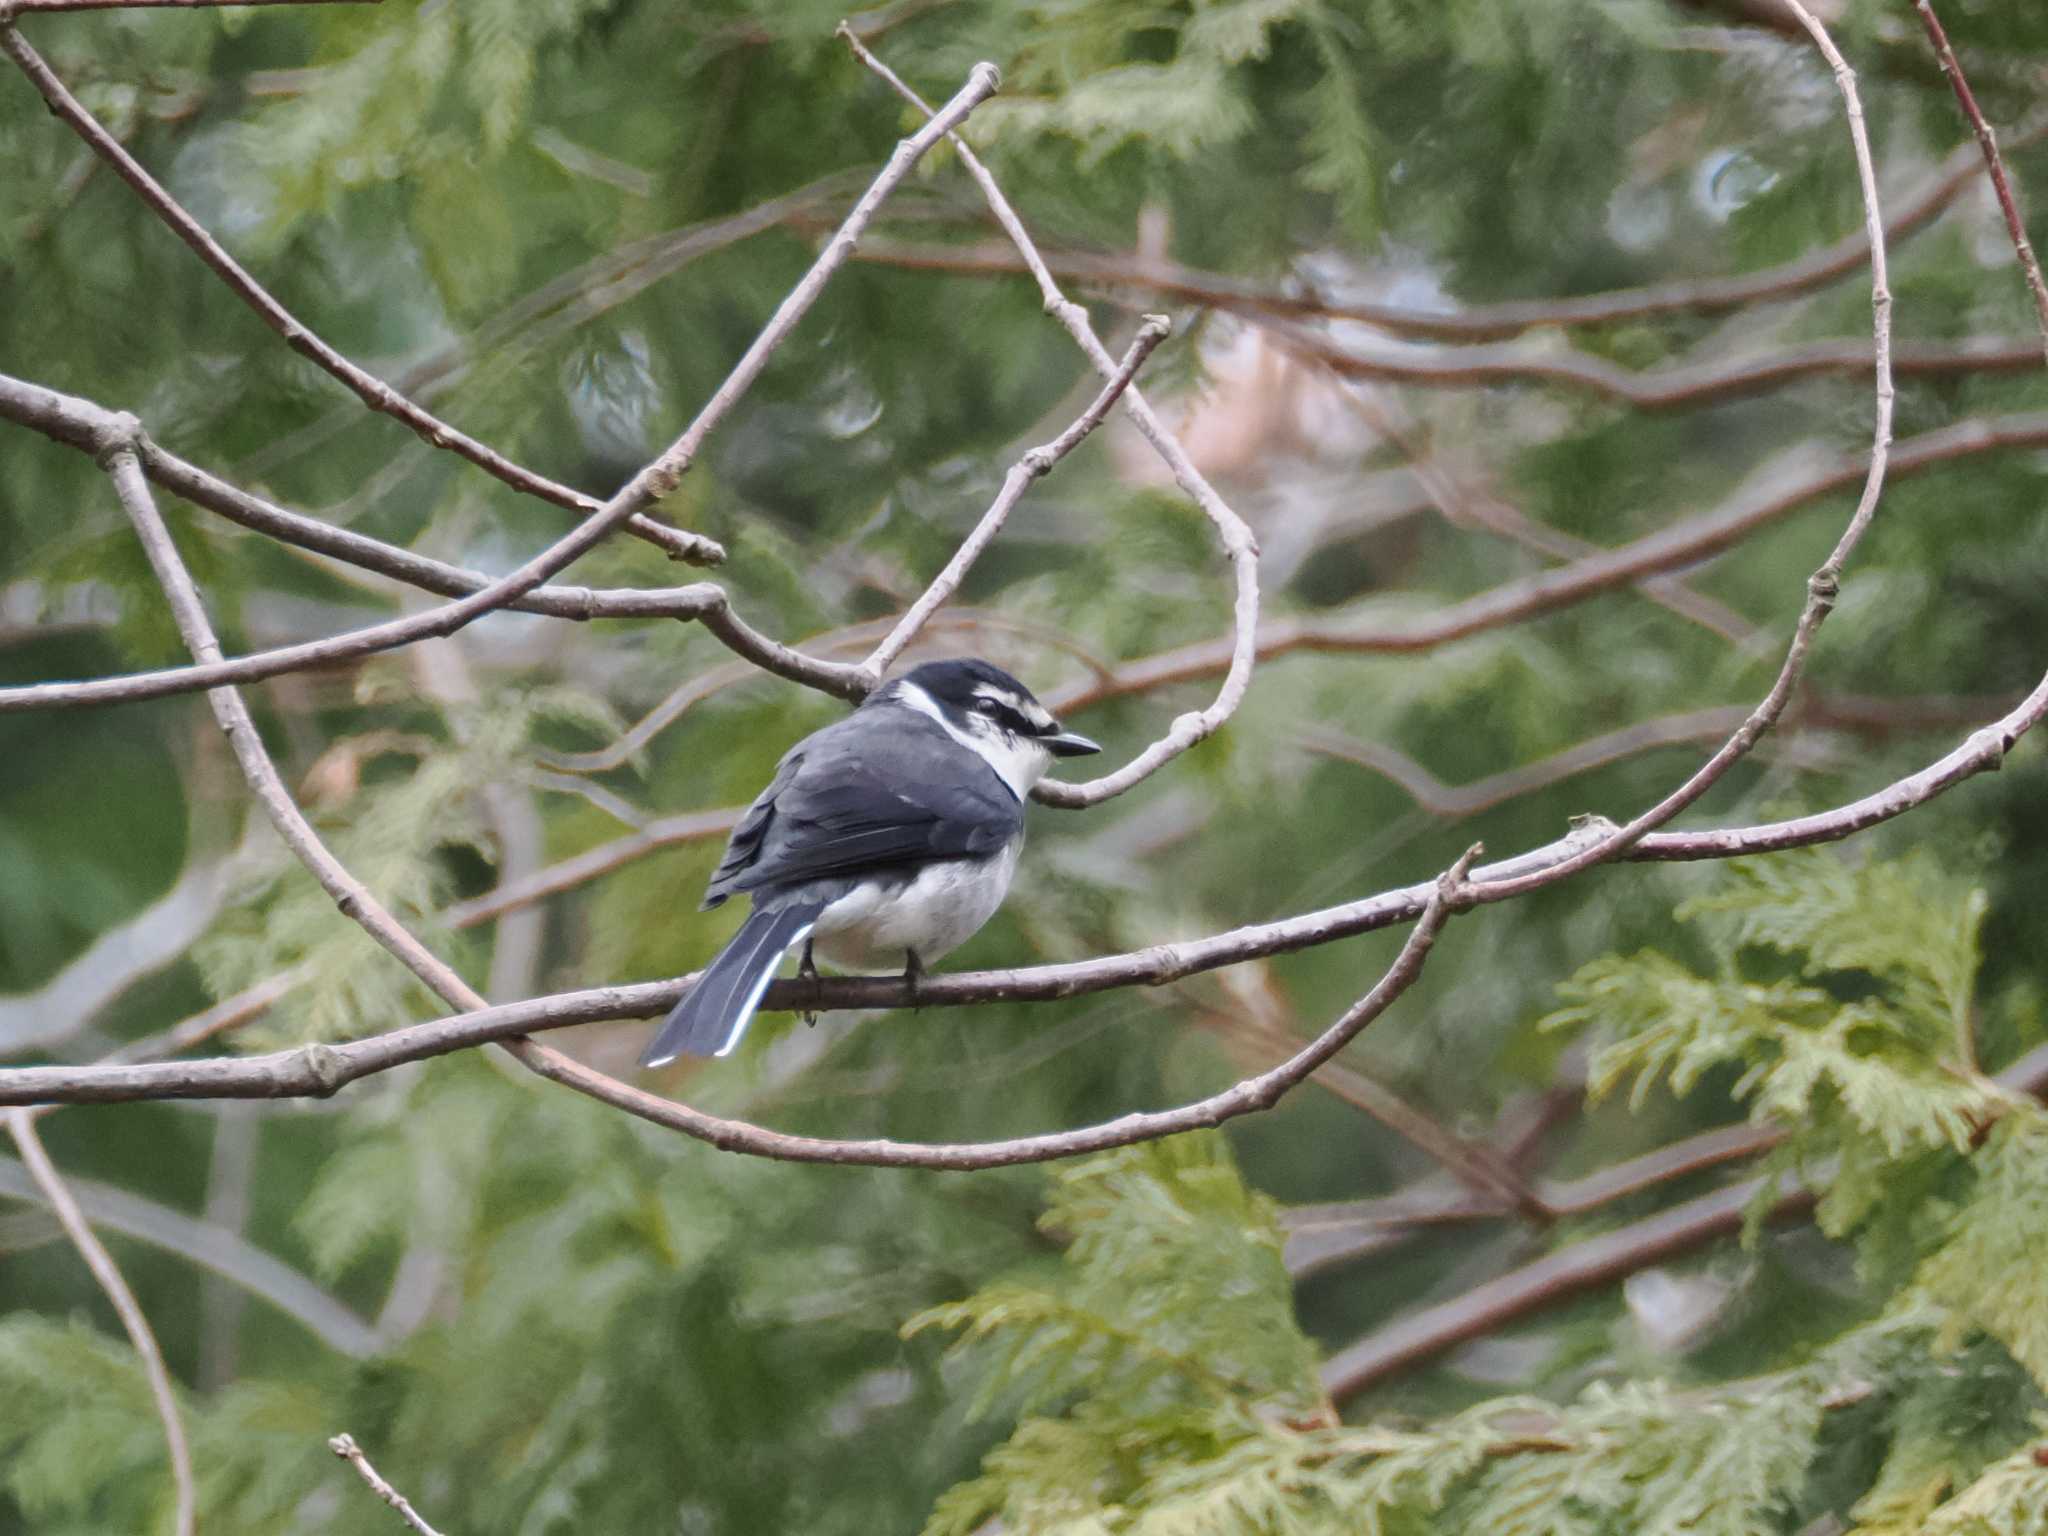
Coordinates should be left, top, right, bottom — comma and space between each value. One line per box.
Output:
799, 939, 819, 1026
903, 949, 926, 1012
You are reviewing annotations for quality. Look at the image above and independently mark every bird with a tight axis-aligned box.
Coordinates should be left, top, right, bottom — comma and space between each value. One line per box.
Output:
639, 657, 1101, 1066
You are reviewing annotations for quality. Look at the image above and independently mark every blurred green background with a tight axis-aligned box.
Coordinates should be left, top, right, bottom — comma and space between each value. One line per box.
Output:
4, 0, 2048, 1530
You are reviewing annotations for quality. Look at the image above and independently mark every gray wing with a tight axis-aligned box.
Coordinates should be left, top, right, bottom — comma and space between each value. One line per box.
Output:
701, 711, 1022, 907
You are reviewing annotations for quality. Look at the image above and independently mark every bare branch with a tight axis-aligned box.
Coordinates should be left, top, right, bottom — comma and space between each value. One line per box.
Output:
1463, 2, 1892, 900
0, 383, 867, 711
1915, 0, 2048, 358
441, 809, 741, 930
329, 1434, 446, 1536
842, 111, 2048, 341
841, 29, 1262, 810
1282, 321, 2038, 412
861, 314, 1171, 680
546, 610, 1116, 777
7, 643, 2047, 1115
1318, 1172, 1812, 1401
1293, 692, 1978, 820
1319, 1039, 2048, 1400
1041, 410, 2046, 715
1332, 377, 1764, 649
0, 21, 721, 564
7, 1110, 195, 1536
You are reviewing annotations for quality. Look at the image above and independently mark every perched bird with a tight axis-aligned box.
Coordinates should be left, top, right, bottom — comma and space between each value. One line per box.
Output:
640, 658, 1101, 1066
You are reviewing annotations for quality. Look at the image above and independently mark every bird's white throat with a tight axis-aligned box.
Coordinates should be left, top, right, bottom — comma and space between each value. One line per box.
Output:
888, 681, 1053, 801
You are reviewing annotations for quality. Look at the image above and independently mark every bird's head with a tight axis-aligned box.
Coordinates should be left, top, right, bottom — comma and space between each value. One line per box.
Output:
879, 657, 1101, 796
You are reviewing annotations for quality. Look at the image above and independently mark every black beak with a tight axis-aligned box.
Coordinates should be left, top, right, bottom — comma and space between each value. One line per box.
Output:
1044, 727, 1102, 758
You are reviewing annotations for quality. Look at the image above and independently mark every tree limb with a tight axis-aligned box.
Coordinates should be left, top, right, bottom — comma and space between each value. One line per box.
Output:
0, 18, 719, 564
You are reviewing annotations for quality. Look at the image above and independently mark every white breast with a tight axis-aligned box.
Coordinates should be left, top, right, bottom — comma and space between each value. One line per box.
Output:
810, 839, 1023, 973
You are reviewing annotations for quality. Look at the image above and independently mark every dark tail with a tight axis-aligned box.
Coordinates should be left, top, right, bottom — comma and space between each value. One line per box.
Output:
640, 901, 823, 1066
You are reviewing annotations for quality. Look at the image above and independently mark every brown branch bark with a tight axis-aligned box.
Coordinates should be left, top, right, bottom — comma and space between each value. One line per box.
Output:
1465, 0, 1894, 903
1317, 1039, 2048, 1401
1045, 407, 2048, 716
1281, 322, 2039, 412
862, 314, 1171, 677
8, 1109, 195, 1536
841, 113, 2046, 343
13, 652, 2045, 1114
1915, 0, 2048, 358
0, 19, 720, 564
841, 30, 1263, 810
329, 1434, 445, 1536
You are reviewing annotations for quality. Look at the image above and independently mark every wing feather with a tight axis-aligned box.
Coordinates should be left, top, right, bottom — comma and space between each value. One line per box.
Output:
703, 711, 1021, 900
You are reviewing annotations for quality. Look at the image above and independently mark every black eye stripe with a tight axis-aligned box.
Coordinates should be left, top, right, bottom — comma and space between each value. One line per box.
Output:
968, 696, 1046, 736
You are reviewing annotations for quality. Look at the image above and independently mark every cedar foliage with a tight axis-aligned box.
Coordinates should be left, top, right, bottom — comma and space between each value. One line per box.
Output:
3, 0, 2048, 1531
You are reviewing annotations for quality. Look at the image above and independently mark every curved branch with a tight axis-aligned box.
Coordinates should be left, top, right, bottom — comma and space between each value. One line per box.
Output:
0, 21, 721, 564
1283, 323, 2039, 412
1916, 1, 2048, 356
12, 652, 2045, 1114
1318, 1038, 2048, 1400
861, 315, 1171, 680
841, 30, 1263, 811
7, 1111, 196, 1536
1468, 0, 1895, 903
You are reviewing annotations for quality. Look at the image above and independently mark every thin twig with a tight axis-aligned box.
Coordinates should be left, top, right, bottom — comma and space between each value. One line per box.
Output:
0, 22, 720, 565
1452, 0, 1897, 905
1332, 376, 1763, 649
1914, 0, 2048, 358
329, 1434, 446, 1536
862, 314, 1171, 678
7, 1110, 196, 1536
1282, 321, 2037, 413
841, 28, 1263, 809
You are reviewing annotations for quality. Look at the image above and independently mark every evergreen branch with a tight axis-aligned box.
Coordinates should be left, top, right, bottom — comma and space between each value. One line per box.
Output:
840, 28, 1263, 811
5, 1109, 196, 1536
1915, 0, 2048, 360
1317, 1038, 2048, 1403
861, 314, 1171, 678
0, 20, 721, 565
841, 109, 2047, 342
328, 1433, 446, 1536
